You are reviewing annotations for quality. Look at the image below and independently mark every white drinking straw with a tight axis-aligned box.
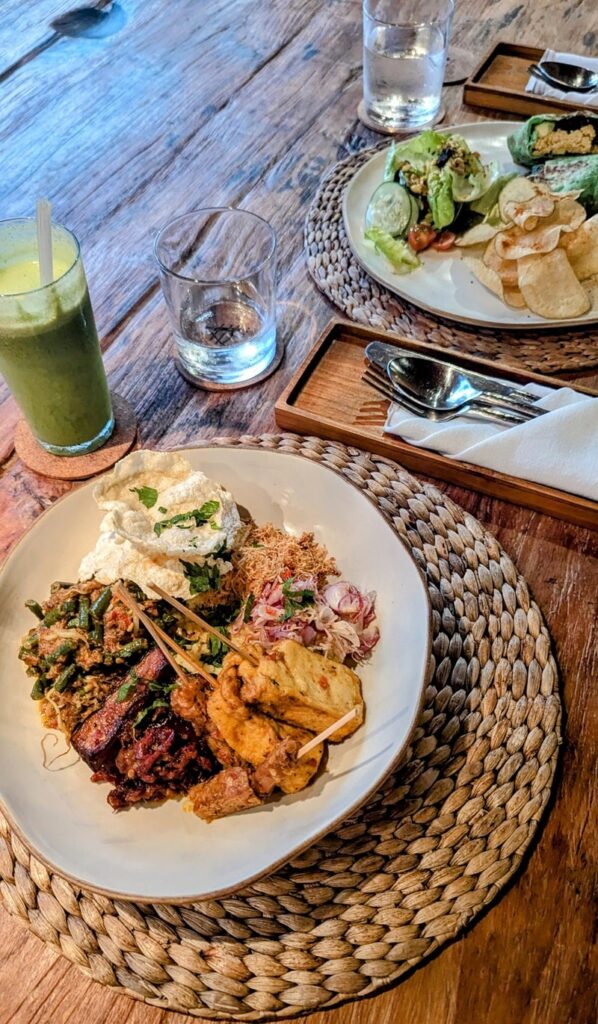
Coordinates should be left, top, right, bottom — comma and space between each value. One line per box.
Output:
36, 198, 54, 287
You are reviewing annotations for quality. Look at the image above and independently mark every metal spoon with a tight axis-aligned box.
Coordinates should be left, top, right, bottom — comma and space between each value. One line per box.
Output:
363, 368, 530, 425
365, 341, 539, 410
528, 61, 598, 93
385, 355, 544, 418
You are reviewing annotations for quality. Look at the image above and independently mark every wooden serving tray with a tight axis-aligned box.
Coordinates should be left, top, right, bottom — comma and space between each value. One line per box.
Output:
464, 41, 598, 118
275, 320, 598, 531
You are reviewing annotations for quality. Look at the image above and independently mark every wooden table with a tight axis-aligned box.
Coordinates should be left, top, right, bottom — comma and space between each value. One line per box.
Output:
1, 2, 597, 1022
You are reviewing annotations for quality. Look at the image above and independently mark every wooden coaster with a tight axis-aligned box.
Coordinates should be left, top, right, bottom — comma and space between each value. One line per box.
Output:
14, 394, 137, 480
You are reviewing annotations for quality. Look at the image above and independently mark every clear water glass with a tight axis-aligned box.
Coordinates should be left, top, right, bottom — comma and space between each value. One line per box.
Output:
155, 209, 277, 388
363, 0, 454, 132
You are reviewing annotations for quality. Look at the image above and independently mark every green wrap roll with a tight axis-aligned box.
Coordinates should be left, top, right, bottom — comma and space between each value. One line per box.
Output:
507, 113, 598, 167
531, 155, 598, 215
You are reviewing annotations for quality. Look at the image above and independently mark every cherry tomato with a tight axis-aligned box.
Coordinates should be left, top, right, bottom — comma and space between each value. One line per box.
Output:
407, 224, 437, 252
431, 230, 456, 252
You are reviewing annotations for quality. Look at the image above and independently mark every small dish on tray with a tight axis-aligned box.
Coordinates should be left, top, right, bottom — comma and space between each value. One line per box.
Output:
342, 119, 598, 329
0, 446, 431, 902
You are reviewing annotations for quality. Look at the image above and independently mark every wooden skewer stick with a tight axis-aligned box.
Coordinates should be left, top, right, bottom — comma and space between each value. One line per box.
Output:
151, 620, 216, 686
114, 584, 214, 687
297, 707, 359, 759
148, 582, 258, 666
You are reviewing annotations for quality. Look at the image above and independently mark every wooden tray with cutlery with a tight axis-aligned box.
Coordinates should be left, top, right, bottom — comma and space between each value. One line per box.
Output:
274, 319, 598, 530
463, 41, 598, 118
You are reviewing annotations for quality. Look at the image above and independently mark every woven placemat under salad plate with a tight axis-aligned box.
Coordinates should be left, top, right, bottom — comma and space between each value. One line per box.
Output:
305, 143, 598, 376
0, 434, 561, 1021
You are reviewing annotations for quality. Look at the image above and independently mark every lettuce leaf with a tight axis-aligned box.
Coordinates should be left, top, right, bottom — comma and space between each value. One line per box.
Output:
427, 169, 455, 229
470, 172, 517, 215
364, 227, 421, 273
384, 130, 446, 180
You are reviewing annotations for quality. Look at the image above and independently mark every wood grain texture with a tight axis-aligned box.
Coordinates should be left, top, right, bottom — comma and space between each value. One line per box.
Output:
0, 0, 597, 1022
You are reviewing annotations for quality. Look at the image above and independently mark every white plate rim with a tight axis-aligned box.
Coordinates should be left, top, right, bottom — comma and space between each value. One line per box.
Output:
0, 444, 433, 904
342, 119, 598, 331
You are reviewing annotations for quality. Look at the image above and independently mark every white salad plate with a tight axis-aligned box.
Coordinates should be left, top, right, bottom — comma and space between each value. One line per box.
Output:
343, 120, 598, 330
0, 446, 431, 902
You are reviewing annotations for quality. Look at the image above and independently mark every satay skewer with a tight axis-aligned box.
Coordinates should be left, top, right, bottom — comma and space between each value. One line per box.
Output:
148, 582, 258, 666
114, 583, 214, 686
297, 707, 359, 759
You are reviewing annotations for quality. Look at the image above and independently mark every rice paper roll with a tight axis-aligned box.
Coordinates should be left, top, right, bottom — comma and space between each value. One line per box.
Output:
507, 113, 598, 167
531, 155, 598, 215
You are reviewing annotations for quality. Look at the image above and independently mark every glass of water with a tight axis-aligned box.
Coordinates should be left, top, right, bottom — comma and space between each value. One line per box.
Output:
363, 0, 454, 132
155, 208, 277, 388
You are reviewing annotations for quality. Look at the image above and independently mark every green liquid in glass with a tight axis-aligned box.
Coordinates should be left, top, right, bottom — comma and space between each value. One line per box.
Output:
0, 222, 113, 456
0, 288, 113, 451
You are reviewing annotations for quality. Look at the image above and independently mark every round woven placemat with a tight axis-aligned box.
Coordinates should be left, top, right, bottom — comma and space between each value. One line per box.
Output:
0, 434, 561, 1020
305, 144, 598, 375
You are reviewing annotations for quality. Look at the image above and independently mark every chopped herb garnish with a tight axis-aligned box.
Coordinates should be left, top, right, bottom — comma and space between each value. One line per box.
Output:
180, 559, 221, 595
116, 669, 139, 703
130, 486, 158, 509
153, 500, 220, 537
201, 633, 229, 668
158, 506, 168, 514
210, 520, 221, 530
116, 680, 137, 702
281, 576, 315, 621
134, 697, 170, 729
243, 593, 256, 622
149, 679, 177, 694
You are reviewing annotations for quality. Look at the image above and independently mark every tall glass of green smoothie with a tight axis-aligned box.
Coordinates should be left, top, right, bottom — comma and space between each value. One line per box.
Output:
0, 218, 113, 456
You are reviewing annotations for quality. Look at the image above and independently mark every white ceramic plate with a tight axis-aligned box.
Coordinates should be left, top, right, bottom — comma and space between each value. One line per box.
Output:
343, 120, 598, 330
0, 447, 431, 902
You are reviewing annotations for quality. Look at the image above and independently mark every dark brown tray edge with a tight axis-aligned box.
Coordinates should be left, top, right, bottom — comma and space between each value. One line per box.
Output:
274, 319, 598, 532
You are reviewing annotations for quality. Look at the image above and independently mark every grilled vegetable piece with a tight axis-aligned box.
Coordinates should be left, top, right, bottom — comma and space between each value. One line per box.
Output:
240, 640, 364, 740
72, 648, 168, 770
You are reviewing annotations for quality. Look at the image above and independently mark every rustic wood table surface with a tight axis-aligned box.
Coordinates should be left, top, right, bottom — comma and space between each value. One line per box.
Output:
1, 1, 597, 1022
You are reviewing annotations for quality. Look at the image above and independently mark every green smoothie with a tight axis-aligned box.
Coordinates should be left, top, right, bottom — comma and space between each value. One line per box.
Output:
0, 220, 113, 455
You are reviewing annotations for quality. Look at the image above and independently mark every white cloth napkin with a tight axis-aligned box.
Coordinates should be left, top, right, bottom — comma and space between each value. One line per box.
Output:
384, 383, 598, 501
525, 50, 598, 109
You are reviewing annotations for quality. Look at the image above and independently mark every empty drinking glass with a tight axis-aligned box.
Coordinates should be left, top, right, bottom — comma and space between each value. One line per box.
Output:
363, 0, 454, 132
155, 208, 277, 388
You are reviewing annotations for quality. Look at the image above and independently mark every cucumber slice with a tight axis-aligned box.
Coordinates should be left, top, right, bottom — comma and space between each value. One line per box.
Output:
407, 193, 420, 232
365, 182, 413, 237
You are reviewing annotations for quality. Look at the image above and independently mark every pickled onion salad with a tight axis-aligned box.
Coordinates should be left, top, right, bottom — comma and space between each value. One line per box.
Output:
232, 573, 380, 663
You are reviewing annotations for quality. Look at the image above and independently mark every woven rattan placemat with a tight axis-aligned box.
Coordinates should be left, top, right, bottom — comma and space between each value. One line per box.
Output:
305, 144, 598, 375
0, 434, 561, 1020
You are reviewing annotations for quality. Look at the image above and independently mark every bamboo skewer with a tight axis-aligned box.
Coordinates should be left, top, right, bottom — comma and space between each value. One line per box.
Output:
148, 582, 258, 666
297, 707, 359, 758
114, 584, 214, 687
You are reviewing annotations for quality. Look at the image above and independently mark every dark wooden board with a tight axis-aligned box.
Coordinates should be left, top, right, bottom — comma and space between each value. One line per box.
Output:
275, 320, 598, 531
464, 40, 598, 117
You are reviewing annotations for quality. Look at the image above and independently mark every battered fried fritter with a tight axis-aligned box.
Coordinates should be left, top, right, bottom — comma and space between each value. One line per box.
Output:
239, 640, 364, 740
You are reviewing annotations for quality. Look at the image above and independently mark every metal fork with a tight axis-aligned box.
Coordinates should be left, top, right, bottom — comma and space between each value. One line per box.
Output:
363, 365, 533, 425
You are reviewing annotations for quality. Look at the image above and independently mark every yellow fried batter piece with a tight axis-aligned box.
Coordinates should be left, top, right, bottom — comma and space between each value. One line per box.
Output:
239, 639, 364, 741
207, 655, 323, 794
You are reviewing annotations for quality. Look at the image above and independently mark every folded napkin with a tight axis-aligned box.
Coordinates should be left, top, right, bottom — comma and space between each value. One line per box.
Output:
525, 49, 598, 109
385, 383, 598, 501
